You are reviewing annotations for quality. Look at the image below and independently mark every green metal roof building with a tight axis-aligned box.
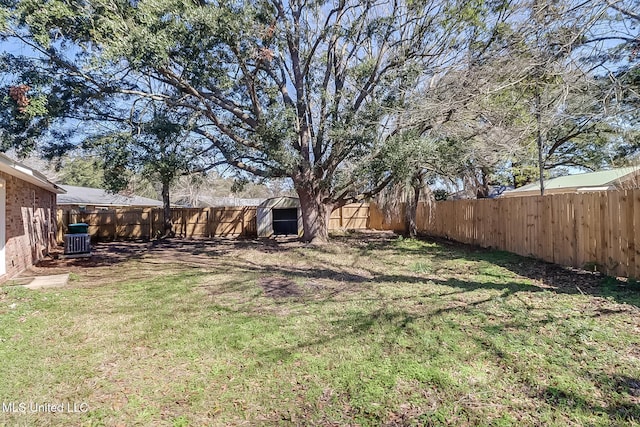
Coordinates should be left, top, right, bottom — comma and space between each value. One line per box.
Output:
501, 165, 640, 197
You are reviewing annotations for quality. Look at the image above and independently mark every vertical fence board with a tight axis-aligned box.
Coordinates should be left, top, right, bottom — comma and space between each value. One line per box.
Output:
547, 195, 555, 263
607, 191, 619, 276
590, 193, 599, 269
630, 189, 640, 279
626, 190, 636, 279
574, 194, 583, 268
582, 193, 591, 266
534, 196, 543, 259
504, 199, 511, 253
598, 193, 607, 273
619, 191, 630, 277
497, 199, 506, 250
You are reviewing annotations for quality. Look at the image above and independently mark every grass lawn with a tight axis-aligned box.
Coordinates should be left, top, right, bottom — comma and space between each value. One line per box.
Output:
1, 233, 639, 426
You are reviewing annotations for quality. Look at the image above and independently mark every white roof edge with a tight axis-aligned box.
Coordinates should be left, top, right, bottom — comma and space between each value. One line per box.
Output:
56, 202, 163, 207
576, 186, 614, 192
0, 153, 66, 194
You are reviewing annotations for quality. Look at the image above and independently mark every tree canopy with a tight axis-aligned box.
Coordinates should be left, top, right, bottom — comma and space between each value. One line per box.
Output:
2, 0, 486, 241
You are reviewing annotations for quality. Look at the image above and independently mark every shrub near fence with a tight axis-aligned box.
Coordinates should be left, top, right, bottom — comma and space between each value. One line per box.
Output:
57, 203, 374, 242
417, 190, 640, 279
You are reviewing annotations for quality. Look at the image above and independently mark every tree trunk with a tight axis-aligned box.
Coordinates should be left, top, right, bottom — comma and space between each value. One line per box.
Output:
476, 168, 490, 199
161, 180, 174, 238
406, 182, 421, 238
297, 187, 333, 244
535, 87, 545, 196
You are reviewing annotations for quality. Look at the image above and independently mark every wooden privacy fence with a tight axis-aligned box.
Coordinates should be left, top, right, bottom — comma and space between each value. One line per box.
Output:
57, 203, 375, 242
328, 203, 371, 230
369, 202, 408, 232
57, 207, 258, 241
417, 190, 640, 279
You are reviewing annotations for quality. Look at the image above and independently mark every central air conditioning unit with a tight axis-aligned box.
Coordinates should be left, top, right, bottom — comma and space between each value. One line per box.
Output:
64, 233, 91, 256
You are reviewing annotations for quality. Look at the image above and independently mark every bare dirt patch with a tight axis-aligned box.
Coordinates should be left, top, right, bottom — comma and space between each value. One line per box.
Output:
258, 276, 302, 298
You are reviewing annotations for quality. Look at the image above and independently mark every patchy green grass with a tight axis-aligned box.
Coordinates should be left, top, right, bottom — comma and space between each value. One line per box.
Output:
1, 234, 639, 426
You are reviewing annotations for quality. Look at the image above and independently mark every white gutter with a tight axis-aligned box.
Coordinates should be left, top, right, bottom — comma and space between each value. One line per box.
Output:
576, 186, 614, 192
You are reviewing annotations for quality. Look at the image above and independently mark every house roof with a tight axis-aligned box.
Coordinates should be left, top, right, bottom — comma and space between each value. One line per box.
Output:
503, 165, 640, 196
0, 152, 65, 194
57, 185, 163, 207
175, 196, 265, 208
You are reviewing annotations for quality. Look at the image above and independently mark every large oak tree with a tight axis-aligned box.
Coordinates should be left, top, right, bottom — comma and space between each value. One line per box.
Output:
2, 0, 474, 242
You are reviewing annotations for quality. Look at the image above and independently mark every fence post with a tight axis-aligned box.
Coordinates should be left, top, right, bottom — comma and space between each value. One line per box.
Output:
143, 207, 151, 240
56, 209, 63, 243
241, 207, 246, 236
206, 208, 211, 238
152, 208, 158, 238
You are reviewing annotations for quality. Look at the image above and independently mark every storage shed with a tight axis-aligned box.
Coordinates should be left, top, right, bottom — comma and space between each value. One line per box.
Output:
257, 197, 303, 237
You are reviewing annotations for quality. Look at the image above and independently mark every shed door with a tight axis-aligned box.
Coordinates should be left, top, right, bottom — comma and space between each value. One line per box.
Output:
272, 208, 298, 235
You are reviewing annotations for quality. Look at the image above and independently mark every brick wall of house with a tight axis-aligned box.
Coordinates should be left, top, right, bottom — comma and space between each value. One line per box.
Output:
2, 171, 57, 280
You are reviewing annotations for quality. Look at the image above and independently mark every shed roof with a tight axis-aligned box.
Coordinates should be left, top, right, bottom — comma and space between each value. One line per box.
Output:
0, 153, 65, 194
503, 165, 640, 196
58, 185, 163, 207
258, 196, 300, 209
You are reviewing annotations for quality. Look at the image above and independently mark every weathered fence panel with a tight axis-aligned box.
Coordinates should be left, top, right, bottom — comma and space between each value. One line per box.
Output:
369, 203, 406, 232
417, 190, 640, 279
329, 203, 370, 230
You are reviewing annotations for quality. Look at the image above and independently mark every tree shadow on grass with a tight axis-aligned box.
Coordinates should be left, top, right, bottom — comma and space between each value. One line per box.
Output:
185, 235, 635, 311
29, 241, 152, 275
86, 238, 635, 424
410, 237, 640, 309
538, 377, 640, 424
139, 234, 638, 314
254, 288, 639, 424
40, 234, 640, 311
159, 234, 639, 424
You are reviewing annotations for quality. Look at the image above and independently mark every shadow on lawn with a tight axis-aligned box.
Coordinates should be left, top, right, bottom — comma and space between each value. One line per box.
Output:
35, 238, 232, 274
71, 235, 637, 424
468, 324, 640, 423
548, 387, 639, 422
538, 376, 640, 423
35, 241, 151, 272
214, 252, 639, 314
36, 232, 640, 310
388, 236, 640, 309
139, 232, 640, 312
472, 253, 639, 308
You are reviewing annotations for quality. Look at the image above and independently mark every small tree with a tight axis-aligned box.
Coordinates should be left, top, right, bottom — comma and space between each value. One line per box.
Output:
57, 156, 105, 188
86, 108, 219, 237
